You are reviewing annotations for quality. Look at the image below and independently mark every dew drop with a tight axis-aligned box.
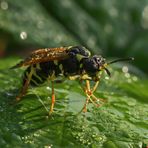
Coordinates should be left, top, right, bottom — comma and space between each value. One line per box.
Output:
125, 73, 130, 78
20, 31, 27, 40
46, 87, 50, 90
0, 106, 4, 112
37, 21, 44, 29
104, 24, 113, 33
6, 92, 13, 96
105, 76, 109, 80
44, 145, 53, 148
122, 66, 128, 73
142, 5, 148, 29
0, 1, 8, 10
109, 7, 118, 17
127, 79, 132, 83
132, 76, 138, 81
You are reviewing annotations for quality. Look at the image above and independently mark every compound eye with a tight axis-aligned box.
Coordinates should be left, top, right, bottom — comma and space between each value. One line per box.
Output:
97, 58, 101, 61
96, 57, 101, 63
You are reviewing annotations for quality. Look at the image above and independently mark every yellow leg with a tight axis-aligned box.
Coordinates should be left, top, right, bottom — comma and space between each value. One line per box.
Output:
82, 96, 89, 112
91, 80, 106, 105
49, 81, 55, 115
82, 80, 98, 112
80, 79, 105, 112
79, 80, 90, 112
90, 80, 106, 106
91, 81, 99, 93
91, 94, 106, 107
16, 66, 34, 101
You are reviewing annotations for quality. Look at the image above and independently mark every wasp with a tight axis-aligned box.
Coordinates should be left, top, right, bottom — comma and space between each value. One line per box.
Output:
11, 46, 134, 114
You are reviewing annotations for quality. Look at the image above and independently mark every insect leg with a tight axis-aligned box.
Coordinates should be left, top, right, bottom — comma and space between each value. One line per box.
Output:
82, 96, 90, 112
79, 80, 89, 112
90, 81, 101, 104
91, 94, 106, 107
82, 80, 94, 112
49, 81, 55, 115
86, 80, 91, 94
16, 66, 34, 101
79, 79, 86, 92
91, 81, 99, 93
79, 80, 99, 112
91, 80, 106, 106
91, 73, 102, 93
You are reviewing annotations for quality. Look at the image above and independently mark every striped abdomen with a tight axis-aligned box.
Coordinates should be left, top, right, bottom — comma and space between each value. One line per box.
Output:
23, 57, 80, 86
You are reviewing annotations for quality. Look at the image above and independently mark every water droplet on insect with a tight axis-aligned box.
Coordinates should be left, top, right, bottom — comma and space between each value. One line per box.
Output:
0, 1, 8, 10
20, 31, 27, 40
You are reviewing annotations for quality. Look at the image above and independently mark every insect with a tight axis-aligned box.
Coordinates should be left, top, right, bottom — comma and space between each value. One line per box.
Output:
11, 46, 134, 114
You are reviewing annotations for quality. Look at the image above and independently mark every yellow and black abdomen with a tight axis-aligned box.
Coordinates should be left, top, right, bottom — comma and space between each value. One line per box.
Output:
23, 56, 81, 86
23, 61, 61, 86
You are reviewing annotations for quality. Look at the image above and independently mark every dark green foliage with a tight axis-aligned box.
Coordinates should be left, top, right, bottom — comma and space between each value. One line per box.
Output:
0, 0, 148, 73
0, 0, 148, 147
0, 58, 148, 147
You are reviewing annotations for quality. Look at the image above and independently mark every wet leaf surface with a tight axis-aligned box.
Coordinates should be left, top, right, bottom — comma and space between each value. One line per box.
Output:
0, 58, 148, 147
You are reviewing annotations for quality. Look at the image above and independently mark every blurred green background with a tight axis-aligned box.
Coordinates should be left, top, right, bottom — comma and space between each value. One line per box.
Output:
0, 0, 148, 74
0, 0, 148, 147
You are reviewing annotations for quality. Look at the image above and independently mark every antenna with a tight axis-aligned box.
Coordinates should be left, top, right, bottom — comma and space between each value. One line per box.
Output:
108, 57, 134, 65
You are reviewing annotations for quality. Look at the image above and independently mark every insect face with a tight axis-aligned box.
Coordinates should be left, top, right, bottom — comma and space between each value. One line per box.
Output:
92, 55, 111, 77
82, 55, 110, 77
92, 55, 106, 69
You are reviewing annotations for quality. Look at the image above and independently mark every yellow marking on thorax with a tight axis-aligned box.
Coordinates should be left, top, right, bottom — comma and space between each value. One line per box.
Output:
80, 74, 92, 80
67, 46, 73, 49
76, 54, 85, 61
100, 63, 108, 70
68, 75, 80, 80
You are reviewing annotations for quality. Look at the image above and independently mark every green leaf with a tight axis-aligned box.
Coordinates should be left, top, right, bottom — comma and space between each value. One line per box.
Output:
0, 0, 148, 147
0, 58, 148, 147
